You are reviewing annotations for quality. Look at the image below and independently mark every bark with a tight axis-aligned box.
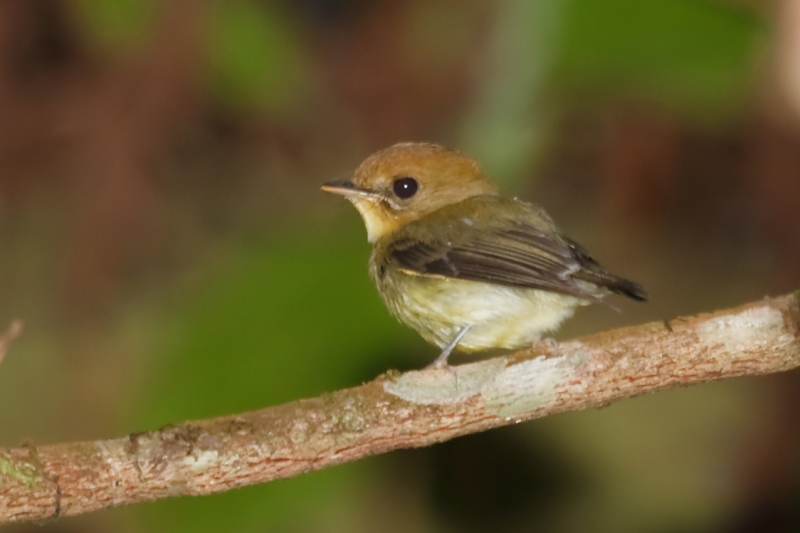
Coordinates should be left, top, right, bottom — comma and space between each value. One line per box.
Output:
1, 293, 799, 524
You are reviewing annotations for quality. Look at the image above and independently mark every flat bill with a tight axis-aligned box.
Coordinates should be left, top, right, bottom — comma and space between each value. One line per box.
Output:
321, 179, 368, 197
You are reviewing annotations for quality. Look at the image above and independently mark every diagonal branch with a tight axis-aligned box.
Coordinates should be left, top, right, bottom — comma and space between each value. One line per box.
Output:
2, 293, 799, 524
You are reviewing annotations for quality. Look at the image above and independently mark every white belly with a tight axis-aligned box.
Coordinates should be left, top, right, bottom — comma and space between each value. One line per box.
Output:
387, 275, 588, 351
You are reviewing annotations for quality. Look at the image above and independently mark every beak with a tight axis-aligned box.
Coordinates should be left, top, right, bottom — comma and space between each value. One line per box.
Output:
321, 179, 367, 197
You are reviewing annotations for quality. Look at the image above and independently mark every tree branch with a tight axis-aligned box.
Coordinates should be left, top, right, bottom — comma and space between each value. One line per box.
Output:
2, 293, 799, 524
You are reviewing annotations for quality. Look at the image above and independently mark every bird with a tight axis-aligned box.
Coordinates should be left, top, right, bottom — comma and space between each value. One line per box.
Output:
322, 142, 647, 366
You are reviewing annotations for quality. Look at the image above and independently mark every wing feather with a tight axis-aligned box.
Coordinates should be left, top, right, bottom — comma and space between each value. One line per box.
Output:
389, 222, 646, 301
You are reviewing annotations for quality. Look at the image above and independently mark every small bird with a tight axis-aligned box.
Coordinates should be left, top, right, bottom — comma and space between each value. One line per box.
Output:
322, 143, 647, 366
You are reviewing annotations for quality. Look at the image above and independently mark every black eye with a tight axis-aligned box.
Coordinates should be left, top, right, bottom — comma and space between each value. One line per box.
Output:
392, 177, 418, 199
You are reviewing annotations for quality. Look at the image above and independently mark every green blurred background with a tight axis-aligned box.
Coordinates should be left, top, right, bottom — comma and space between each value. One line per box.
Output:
1, 0, 799, 532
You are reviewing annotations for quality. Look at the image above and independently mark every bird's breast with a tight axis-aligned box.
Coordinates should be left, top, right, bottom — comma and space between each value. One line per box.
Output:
373, 267, 587, 351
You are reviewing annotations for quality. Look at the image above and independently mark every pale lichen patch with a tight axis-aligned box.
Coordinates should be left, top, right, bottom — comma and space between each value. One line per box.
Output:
383, 358, 506, 404
698, 306, 786, 353
181, 449, 219, 472
289, 419, 311, 444
480, 354, 585, 417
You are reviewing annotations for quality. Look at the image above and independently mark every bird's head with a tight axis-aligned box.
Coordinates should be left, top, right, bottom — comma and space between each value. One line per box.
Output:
322, 143, 497, 242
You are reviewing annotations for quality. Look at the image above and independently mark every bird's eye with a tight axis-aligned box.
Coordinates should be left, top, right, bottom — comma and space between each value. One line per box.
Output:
392, 177, 418, 199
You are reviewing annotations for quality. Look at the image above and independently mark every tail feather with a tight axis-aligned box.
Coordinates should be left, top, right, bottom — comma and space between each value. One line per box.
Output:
563, 237, 648, 302
576, 269, 648, 302
608, 277, 648, 301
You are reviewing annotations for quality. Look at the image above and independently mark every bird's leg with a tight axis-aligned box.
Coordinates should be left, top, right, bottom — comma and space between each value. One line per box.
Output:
428, 326, 471, 368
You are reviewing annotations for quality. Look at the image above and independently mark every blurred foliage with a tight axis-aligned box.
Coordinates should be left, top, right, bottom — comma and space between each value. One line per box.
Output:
76, 0, 309, 113
75, 0, 158, 52
406, 2, 476, 74
535, 379, 766, 532
131, 229, 408, 426
554, 0, 764, 120
461, 0, 567, 187
463, 0, 764, 191
207, 1, 308, 114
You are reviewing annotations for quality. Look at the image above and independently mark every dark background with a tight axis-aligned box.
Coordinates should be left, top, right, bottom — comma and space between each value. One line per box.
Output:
1, 1, 799, 532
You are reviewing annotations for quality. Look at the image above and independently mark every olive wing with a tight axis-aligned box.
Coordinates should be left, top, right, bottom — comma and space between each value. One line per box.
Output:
388, 223, 647, 301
